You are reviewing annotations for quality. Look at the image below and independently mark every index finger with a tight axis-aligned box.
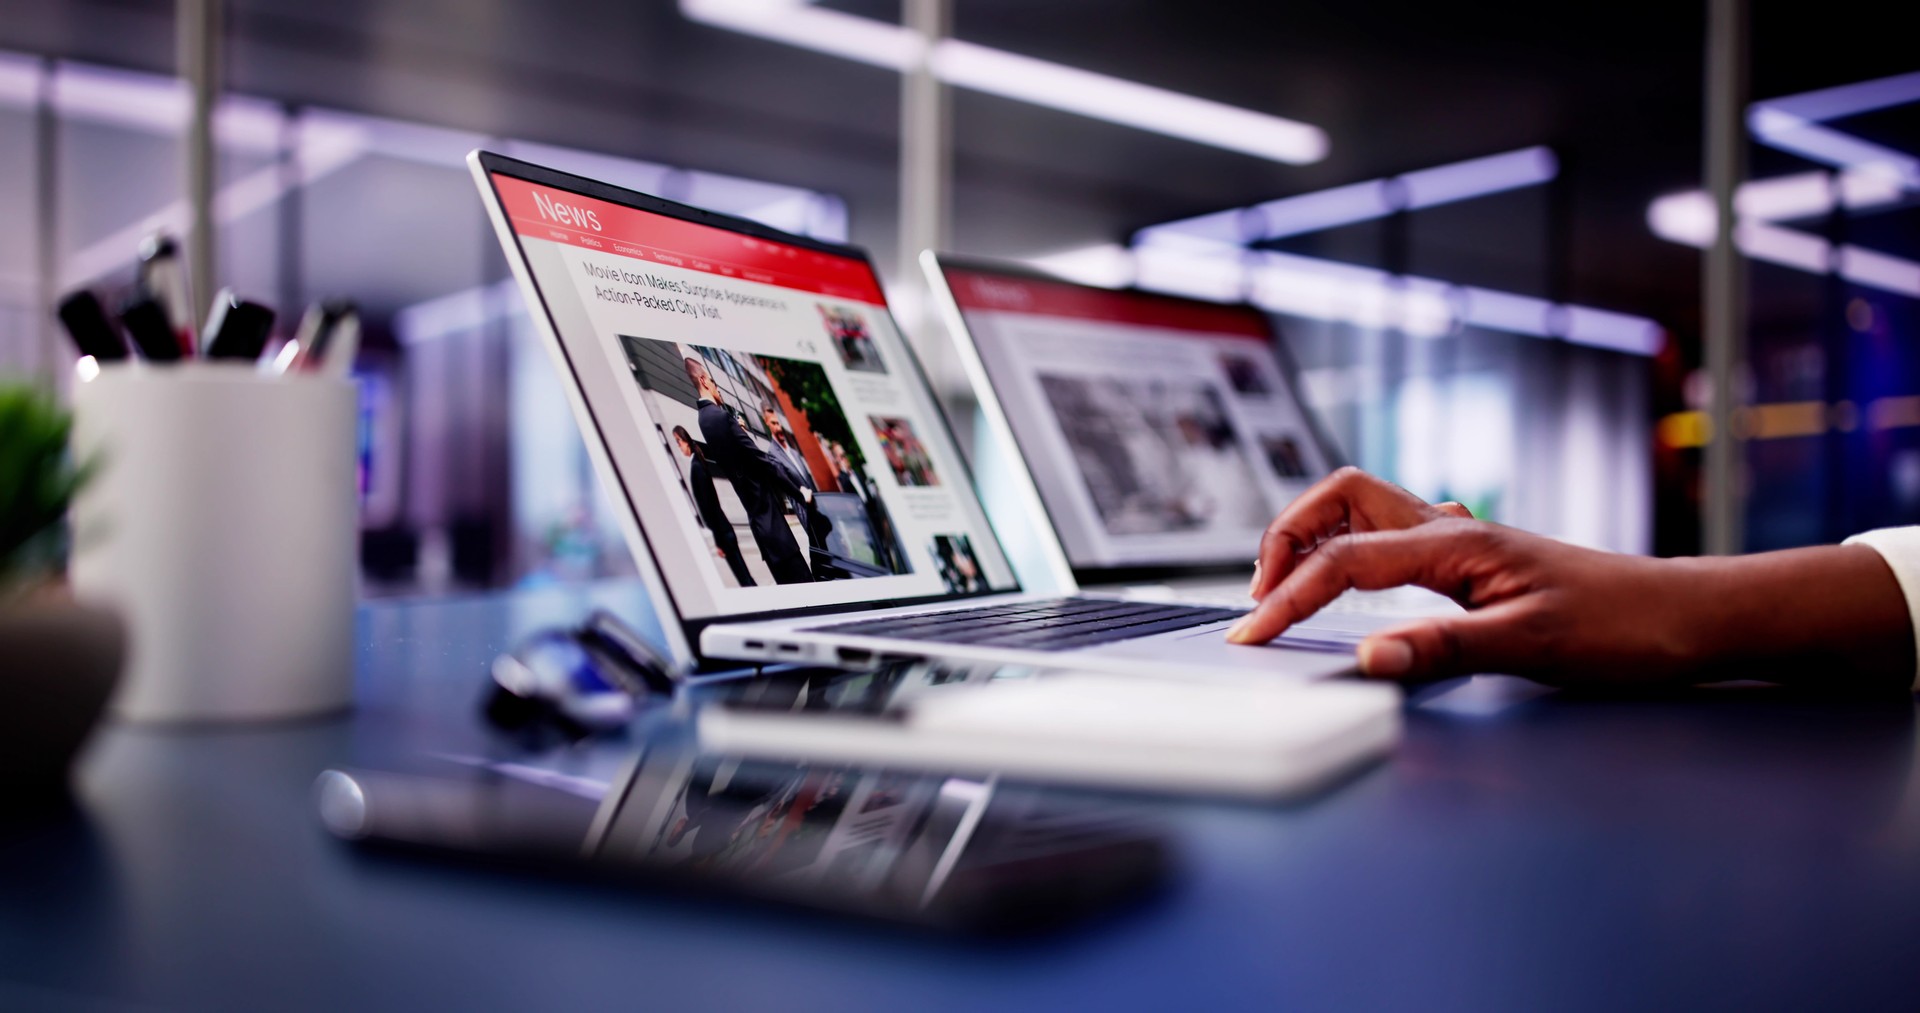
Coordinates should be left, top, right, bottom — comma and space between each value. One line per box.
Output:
1250, 468, 1437, 599
1229, 521, 1486, 645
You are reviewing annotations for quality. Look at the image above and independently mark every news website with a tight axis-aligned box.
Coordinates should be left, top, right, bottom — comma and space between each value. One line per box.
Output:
492, 173, 1016, 619
943, 267, 1332, 569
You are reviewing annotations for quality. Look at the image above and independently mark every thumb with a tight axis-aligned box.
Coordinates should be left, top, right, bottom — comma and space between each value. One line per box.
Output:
1433, 501, 1474, 519
1355, 607, 1519, 680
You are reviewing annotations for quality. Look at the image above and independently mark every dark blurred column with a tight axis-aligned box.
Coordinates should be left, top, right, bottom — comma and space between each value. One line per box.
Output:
1702, 0, 1748, 554
178, 0, 221, 333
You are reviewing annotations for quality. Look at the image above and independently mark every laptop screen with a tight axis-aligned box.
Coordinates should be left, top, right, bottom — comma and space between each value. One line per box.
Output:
934, 260, 1336, 574
485, 166, 1018, 621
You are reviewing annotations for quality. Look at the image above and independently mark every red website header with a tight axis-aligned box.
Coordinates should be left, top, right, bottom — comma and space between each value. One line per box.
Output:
945, 268, 1272, 340
491, 174, 888, 305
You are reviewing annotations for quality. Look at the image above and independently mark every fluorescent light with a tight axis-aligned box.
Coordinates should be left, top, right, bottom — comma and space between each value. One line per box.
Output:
931, 39, 1327, 165
1838, 246, 1920, 298
1132, 244, 1246, 303
1734, 220, 1833, 274
1840, 164, 1906, 209
1246, 180, 1395, 240
1095, 228, 1664, 353
679, 0, 1329, 165
1734, 171, 1834, 221
1647, 191, 1716, 246
1399, 146, 1558, 209
1140, 147, 1561, 247
1759, 70, 1920, 124
681, 0, 922, 70
1246, 253, 1452, 338
0, 51, 38, 104
1562, 306, 1664, 356
1026, 244, 1136, 289
1461, 287, 1555, 338
1396, 275, 1457, 338
1749, 108, 1920, 186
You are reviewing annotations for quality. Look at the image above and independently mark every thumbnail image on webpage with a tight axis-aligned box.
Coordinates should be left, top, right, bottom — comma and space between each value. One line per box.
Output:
1035, 372, 1269, 537
928, 533, 988, 595
622, 335, 912, 589
868, 415, 941, 488
820, 304, 887, 374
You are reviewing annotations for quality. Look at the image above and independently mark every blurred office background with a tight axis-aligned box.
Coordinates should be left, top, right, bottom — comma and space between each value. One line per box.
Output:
1, 0, 1914, 594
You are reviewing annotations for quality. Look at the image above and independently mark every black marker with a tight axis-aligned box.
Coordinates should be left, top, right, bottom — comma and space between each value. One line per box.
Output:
120, 296, 182, 362
201, 288, 276, 362
56, 290, 131, 361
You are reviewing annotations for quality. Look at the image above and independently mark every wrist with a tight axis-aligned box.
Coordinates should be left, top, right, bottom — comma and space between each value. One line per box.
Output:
1676, 546, 1914, 688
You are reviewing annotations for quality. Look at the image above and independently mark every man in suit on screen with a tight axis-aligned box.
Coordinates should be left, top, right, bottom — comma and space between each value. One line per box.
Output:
762, 403, 834, 551
672, 425, 756, 587
684, 356, 813, 584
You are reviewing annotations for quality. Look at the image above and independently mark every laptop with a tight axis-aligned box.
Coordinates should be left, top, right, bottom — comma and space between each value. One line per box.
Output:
469, 151, 1353, 681
920, 252, 1461, 640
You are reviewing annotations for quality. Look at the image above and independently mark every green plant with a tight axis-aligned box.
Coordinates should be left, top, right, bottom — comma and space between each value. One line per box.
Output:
0, 382, 93, 588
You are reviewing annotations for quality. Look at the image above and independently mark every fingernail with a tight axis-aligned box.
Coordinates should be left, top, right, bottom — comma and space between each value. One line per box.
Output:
1224, 618, 1251, 644
1247, 560, 1263, 598
1359, 638, 1413, 677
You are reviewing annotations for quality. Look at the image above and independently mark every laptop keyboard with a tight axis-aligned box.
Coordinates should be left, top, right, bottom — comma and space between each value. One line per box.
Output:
808, 597, 1246, 652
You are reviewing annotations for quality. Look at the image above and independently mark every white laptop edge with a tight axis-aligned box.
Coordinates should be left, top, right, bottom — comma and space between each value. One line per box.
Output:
468, 149, 699, 670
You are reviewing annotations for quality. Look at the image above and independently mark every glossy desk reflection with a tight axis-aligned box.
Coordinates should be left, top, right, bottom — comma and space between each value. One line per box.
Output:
4, 579, 1920, 1012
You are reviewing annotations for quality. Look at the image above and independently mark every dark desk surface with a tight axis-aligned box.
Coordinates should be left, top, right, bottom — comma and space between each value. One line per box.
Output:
6, 580, 1920, 1012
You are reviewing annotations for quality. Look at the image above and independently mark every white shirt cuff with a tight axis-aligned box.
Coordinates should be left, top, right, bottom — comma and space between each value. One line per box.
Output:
1842, 526, 1920, 692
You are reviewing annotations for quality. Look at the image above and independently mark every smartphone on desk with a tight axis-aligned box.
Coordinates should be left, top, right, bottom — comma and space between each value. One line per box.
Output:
316, 729, 1169, 933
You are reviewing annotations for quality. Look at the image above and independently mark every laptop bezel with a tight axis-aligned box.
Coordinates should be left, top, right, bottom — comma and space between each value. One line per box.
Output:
923, 251, 1349, 589
470, 151, 1029, 670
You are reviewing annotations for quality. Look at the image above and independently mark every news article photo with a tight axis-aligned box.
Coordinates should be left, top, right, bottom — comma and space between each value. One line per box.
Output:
929, 534, 988, 594
621, 335, 911, 587
1036, 372, 1268, 536
1260, 433, 1312, 479
819, 304, 887, 374
1218, 352, 1272, 396
868, 415, 941, 487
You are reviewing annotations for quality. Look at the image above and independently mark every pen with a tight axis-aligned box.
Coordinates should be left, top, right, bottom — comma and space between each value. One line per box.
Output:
138, 234, 196, 357
119, 296, 182, 361
201, 288, 277, 362
56, 290, 131, 361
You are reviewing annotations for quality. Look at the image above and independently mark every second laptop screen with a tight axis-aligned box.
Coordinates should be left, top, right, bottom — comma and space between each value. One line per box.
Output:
941, 267, 1332, 571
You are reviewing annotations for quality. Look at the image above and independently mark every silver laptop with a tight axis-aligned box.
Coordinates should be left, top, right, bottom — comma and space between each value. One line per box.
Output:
470, 151, 1352, 681
921, 252, 1461, 641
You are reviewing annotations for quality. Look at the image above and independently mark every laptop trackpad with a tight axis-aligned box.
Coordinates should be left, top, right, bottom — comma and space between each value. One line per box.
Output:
1088, 626, 1357, 681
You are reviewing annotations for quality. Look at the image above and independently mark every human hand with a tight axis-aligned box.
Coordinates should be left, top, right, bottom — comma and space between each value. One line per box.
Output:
1230, 513, 1696, 684
1229, 469, 1914, 688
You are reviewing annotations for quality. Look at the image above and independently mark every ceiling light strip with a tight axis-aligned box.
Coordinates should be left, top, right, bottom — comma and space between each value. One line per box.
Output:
1137, 146, 1557, 246
679, 0, 1328, 165
1030, 243, 1664, 355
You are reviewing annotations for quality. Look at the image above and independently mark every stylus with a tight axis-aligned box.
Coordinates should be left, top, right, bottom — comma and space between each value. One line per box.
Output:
56, 290, 131, 361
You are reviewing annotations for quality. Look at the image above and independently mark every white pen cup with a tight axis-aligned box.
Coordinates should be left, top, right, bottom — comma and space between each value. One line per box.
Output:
69, 362, 358, 723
